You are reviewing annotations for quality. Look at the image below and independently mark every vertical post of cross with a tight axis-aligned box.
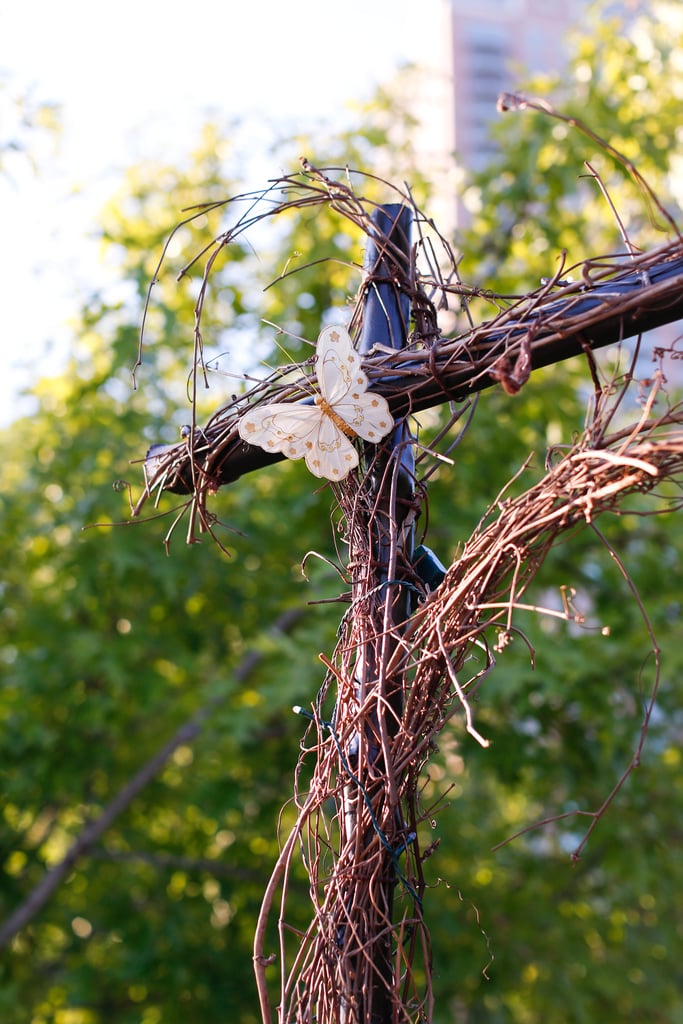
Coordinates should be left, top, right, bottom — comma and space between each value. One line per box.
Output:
356, 203, 416, 741
358, 203, 416, 610
342, 203, 415, 1023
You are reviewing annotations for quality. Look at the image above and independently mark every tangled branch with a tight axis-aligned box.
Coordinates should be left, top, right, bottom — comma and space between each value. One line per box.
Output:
129, 155, 683, 1022
255, 381, 683, 1022
132, 162, 683, 544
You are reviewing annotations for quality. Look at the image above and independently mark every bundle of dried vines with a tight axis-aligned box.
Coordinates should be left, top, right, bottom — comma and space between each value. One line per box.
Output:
130, 154, 683, 1023
254, 385, 683, 1023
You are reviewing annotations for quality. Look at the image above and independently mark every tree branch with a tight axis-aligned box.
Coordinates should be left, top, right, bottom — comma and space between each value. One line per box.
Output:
137, 242, 683, 501
0, 607, 304, 950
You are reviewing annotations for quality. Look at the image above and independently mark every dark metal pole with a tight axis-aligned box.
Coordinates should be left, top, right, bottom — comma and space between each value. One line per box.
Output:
343, 204, 415, 1023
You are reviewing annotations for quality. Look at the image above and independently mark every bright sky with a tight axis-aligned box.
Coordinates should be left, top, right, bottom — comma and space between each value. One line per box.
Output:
0, 0, 445, 424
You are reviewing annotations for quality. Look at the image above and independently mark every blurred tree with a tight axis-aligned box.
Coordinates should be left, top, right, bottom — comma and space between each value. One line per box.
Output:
0, 72, 61, 176
1, 6, 683, 1023
0, 94, 431, 1023
423, 1, 683, 1019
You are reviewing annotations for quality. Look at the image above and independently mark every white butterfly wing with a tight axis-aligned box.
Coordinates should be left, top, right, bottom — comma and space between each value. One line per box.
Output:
317, 325, 369, 403
333, 391, 394, 443
238, 404, 321, 459
304, 416, 359, 479
317, 325, 394, 443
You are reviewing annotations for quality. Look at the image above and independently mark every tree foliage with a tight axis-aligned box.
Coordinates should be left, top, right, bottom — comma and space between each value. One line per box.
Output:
1, 5, 683, 1022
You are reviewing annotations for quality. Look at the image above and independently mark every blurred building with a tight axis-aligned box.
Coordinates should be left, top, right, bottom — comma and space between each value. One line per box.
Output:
436, 0, 590, 226
449, 0, 587, 173
409, 1, 591, 231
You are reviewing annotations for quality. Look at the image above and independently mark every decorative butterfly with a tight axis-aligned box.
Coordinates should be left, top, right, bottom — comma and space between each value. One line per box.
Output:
237, 325, 394, 480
